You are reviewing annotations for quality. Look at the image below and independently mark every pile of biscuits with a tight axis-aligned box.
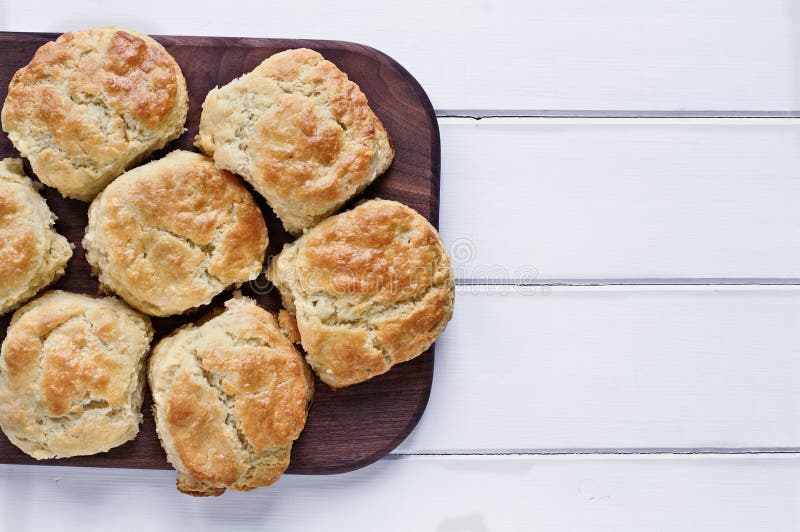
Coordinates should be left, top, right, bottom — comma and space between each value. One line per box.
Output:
0, 27, 454, 496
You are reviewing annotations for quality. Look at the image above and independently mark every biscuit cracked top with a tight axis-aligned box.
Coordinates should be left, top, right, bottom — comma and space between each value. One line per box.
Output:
1, 27, 189, 200
0, 291, 152, 459
148, 296, 314, 496
83, 150, 269, 317
0, 158, 72, 316
268, 199, 454, 387
195, 48, 394, 234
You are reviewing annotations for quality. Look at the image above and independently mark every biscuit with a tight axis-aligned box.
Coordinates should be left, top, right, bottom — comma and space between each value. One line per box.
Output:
267, 199, 454, 387
83, 150, 269, 317
0, 291, 153, 459
1, 26, 189, 201
0, 159, 72, 316
148, 295, 314, 496
195, 48, 394, 234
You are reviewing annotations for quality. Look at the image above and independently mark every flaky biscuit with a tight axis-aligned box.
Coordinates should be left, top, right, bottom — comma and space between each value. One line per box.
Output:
149, 295, 314, 496
83, 150, 268, 317
0, 291, 153, 459
195, 48, 394, 234
0, 159, 72, 315
1, 27, 189, 200
267, 199, 454, 388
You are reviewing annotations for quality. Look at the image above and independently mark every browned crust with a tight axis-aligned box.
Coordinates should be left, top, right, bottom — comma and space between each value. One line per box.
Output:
196, 48, 394, 234
0, 291, 152, 459
83, 150, 268, 317
267, 199, 454, 388
277, 309, 301, 344
0, 159, 72, 315
1, 27, 189, 200
149, 296, 314, 496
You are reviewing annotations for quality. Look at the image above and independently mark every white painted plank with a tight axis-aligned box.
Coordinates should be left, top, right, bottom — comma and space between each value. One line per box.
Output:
1, 455, 798, 532
397, 286, 800, 453
2, 0, 798, 111
440, 118, 800, 281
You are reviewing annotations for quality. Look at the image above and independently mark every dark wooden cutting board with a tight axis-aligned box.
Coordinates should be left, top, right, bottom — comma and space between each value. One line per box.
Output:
0, 32, 440, 474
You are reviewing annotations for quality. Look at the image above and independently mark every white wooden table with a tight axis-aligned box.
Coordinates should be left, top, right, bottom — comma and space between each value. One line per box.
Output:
2, 1, 799, 530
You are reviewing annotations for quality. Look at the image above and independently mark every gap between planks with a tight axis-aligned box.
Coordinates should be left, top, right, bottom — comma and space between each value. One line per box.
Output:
389, 448, 800, 457
436, 115, 800, 125
436, 110, 800, 119
456, 278, 800, 286
453, 284, 800, 293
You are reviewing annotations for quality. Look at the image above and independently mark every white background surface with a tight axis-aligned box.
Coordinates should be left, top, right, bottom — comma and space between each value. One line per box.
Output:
2, 1, 800, 531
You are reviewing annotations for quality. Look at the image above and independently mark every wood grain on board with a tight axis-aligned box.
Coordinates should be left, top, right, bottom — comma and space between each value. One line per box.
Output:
0, 32, 441, 474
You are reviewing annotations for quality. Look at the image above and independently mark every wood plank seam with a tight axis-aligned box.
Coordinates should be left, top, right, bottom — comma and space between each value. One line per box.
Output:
437, 116, 800, 125
436, 110, 800, 118
389, 448, 800, 456
455, 279, 800, 286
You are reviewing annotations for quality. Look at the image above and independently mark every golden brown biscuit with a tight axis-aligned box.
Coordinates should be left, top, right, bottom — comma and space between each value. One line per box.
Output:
267, 199, 454, 388
195, 48, 394, 234
83, 150, 269, 317
148, 295, 314, 496
0, 291, 153, 459
0, 158, 72, 315
1, 27, 189, 200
